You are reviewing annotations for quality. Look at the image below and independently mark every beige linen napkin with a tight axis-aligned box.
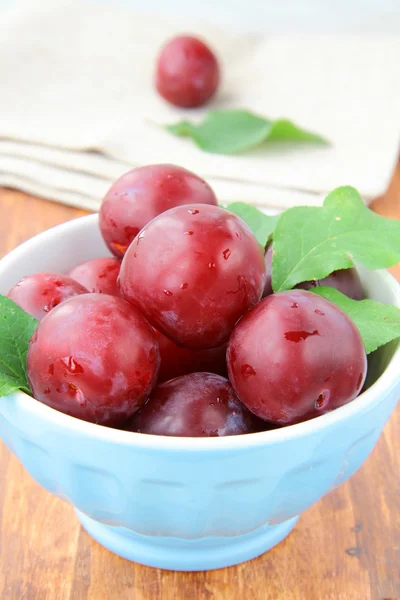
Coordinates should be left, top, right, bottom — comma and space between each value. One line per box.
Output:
0, 0, 398, 210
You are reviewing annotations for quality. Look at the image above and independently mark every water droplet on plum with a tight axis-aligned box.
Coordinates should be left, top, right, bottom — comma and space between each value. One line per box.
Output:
137, 231, 146, 244
241, 364, 256, 378
284, 330, 320, 343
62, 356, 84, 374
315, 391, 330, 409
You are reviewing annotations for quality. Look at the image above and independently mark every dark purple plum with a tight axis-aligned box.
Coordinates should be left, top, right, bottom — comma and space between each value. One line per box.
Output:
127, 372, 263, 437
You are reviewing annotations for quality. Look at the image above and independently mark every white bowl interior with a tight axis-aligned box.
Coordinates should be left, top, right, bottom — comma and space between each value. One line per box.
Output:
0, 215, 110, 293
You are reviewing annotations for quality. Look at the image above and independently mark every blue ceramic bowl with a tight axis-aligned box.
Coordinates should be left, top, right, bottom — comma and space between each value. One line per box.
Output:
0, 214, 399, 571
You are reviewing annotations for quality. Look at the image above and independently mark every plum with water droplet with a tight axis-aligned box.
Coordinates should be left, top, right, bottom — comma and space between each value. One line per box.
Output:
126, 372, 263, 437
119, 204, 266, 349
227, 290, 367, 425
99, 164, 217, 258
27, 294, 160, 425
7, 272, 88, 320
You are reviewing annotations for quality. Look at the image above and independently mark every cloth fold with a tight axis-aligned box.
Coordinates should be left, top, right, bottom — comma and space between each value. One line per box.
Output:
0, 0, 399, 211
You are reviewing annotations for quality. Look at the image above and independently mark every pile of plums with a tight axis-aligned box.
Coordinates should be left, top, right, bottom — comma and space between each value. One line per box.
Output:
7, 164, 367, 437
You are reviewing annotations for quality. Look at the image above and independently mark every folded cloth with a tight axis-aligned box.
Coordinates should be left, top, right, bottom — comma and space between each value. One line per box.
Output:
0, 140, 323, 211
0, 0, 399, 211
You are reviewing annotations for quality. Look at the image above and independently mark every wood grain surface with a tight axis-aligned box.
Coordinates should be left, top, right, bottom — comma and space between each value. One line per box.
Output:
0, 173, 400, 600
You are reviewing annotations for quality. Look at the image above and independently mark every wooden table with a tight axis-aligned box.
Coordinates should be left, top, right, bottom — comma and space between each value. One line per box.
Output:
0, 171, 400, 600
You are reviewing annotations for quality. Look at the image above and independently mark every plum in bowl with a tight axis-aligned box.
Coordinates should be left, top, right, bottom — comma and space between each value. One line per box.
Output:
0, 214, 399, 571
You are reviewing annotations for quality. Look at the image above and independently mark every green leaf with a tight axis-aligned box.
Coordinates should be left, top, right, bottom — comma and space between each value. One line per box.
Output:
226, 202, 278, 246
0, 295, 38, 397
165, 109, 329, 154
310, 287, 400, 354
267, 119, 329, 143
272, 186, 400, 292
